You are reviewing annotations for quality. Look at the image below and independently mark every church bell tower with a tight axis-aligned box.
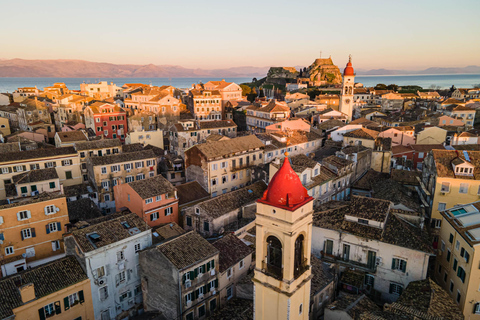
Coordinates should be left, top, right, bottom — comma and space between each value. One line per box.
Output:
339, 55, 355, 121
253, 154, 314, 320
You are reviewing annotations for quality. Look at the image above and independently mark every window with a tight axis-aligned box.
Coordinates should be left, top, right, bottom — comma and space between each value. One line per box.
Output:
165, 207, 173, 216
299, 303, 303, 315
453, 258, 458, 271
66, 171, 72, 179
117, 271, 126, 285
145, 198, 153, 204
239, 259, 244, 269
21, 228, 33, 239
101, 167, 107, 174
186, 216, 192, 227
111, 165, 120, 172
125, 176, 134, 183
150, 212, 159, 221
459, 183, 469, 194
221, 161, 228, 169
117, 250, 125, 262
222, 175, 228, 184
204, 221, 210, 232
392, 258, 407, 272
135, 243, 141, 253
227, 268, 232, 278
47, 222, 60, 233
104, 194, 110, 202
457, 266, 466, 283
198, 304, 206, 317
449, 233, 454, 243
438, 203, 446, 211
324, 239, 333, 255
389, 283, 403, 296
62, 159, 72, 166
5, 246, 14, 255
226, 286, 233, 300
49, 182, 56, 189
211, 178, 218, 186
67, 292, 79, 306
211, 163, 218, 171
457, 290, 461, 303
96, 266, 106, 278
447, 249, 451, 262
136, 173, 145, 181
21, 186, 28, 194
441, 240, 445, 252
45, 162, 55, 168
43, 303, 56, 317
135, 161, 144, 169
475, 303, 480, 314
441, 182, 450, 192
17, 210, 31, 220
456, 240, 460, 251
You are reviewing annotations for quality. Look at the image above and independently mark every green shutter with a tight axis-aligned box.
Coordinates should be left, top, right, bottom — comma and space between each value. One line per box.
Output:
54, 301, 61, 314
64, 296, 70, 310
453, 259, 458, 271
38, 308, 46, 320
212, 259, 215, 268
215, 279, 218, 288
391, 258, 395, 269
79, 290, 84, 303
195, 289, 199, 299
182, 274, 186, 284
194, 268, 198, 278
389, 283, 393, 294
203, 284, 207, 293
206, 262, 211, 272
202, 264, 206, 273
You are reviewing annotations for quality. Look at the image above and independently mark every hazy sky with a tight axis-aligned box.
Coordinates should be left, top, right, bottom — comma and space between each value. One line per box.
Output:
1, 0, 479, 70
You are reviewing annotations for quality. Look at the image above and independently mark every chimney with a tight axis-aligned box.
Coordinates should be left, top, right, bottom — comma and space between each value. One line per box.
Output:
19, 283, 36, 303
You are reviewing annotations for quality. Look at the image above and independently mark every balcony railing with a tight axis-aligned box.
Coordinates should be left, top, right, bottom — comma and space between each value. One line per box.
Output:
262, 261, 283, 280
294, 258, 309, 278
321, 251, 376, 272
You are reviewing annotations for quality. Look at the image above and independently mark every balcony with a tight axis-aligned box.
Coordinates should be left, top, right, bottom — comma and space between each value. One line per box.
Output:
262, 261, 283, 280
321, 251, 377, 273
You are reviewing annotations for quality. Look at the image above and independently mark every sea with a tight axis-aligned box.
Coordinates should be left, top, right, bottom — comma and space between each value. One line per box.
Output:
0, 74, 479, 93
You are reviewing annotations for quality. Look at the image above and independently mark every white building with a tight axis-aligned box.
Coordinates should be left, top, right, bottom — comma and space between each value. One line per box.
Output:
330, 124, 363, 142
65, 212, 152, 320
312, 196, 434, 303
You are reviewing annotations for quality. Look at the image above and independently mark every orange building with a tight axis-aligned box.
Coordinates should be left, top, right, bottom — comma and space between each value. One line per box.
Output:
114, 175, 179, 227
0, 193, 69, 277
0, 256, 94, 320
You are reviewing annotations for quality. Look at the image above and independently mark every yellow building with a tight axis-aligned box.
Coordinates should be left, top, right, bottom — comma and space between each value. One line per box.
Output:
0, 117, 11, 136
189, 88, 223, 121
416, 126, 447, 145
0, 256, 94, 320
253, 156, 313, 320
0, 192, 69, 277
435, 202, 480, 319
421, 149, 480, 250
0, 147, 82, 200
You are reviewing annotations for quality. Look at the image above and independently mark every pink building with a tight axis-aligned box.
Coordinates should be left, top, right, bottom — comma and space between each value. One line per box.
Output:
61, 122, 86, 132
114, 175, 179, 227
265, 119, 311, 133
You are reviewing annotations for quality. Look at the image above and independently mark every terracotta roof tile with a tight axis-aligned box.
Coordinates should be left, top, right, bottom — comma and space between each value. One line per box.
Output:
212, 234, 254, 273
156, 231, 218, 270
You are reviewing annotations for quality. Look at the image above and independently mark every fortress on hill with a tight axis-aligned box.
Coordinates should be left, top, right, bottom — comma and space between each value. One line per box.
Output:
266, 56, 343, 86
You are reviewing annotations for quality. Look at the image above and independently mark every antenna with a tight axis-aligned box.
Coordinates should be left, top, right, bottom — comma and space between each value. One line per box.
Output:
319, 51, 322, 58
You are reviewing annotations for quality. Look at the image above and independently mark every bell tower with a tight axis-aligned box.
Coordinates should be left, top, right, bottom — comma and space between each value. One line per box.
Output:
339, 55, 355, 121
253, 154, 314, 320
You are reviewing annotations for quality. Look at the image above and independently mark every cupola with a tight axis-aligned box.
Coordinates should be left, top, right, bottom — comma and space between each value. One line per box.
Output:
258, 155, 312, 210
343, 55, 355, 76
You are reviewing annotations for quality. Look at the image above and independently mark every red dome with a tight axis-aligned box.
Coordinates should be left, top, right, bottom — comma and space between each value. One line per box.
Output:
343, 55, 355, 76
344, 62, 355, 76
259, 157, 311, 209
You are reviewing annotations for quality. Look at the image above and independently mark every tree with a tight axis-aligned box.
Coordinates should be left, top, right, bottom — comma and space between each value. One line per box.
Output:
252, 78, 258, 83
240, 84, 251, 96
449, 85, 456, 92
375, 84, 387, 90
386, 84, 398, 91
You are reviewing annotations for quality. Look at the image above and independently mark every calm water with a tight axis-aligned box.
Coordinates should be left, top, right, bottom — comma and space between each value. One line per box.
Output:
0, 74, 479, 93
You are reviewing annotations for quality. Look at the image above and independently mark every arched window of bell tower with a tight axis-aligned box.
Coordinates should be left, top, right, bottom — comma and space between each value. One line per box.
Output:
266, 236, 283, 279
294, 234, 305, 278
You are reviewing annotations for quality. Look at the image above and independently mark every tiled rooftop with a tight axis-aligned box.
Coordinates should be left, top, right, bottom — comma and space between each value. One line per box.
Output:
0, 146, 76, 163
89, 149, 156, 166
193, 181, 267, 219
212, 233, 254, 273
0, 256, 88, 319
175, 181, 210, 206
70, 212, 150, 252
156, 231, 218, 270
74, 138, 121, 151
193, 135, 264, 159
127, 175, 176, 199
12, 167, 58, 184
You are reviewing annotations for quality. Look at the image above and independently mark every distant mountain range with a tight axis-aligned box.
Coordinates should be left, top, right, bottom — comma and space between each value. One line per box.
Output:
0, 59, 478, 78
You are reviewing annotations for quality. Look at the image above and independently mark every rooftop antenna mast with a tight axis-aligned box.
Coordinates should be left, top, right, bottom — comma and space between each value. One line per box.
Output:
319, 51, 322, 58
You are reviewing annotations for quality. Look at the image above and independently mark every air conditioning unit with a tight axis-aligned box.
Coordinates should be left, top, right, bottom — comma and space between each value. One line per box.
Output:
440, 192, 446, 196
31, 191, 39, 196
98, 277, 107, 286
185, 280, 191, 288
376, 257, 382, 265
22, 253, 27, 258
0, 240, 3, 244
127, 169, 131, 173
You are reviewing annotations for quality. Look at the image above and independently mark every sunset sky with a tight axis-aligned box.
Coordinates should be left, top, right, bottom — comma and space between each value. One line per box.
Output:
1, 0, 479, 70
